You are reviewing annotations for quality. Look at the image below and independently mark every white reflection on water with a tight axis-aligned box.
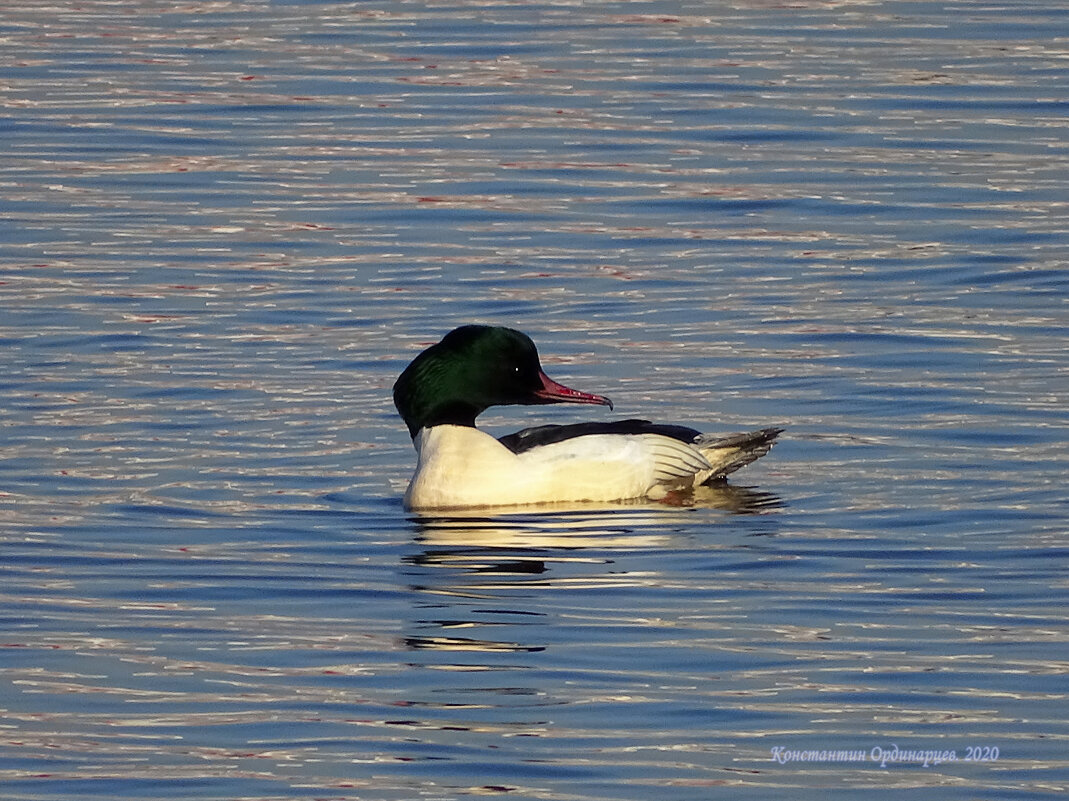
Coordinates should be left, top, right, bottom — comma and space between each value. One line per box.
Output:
410, 485, 782, 549
401, 500, 783, 659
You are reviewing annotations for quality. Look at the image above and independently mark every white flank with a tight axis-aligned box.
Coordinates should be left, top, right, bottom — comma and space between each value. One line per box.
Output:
403, 425, 714, 511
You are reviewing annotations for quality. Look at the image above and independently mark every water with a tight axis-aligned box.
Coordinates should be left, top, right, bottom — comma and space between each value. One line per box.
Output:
1, 1, 1067, 799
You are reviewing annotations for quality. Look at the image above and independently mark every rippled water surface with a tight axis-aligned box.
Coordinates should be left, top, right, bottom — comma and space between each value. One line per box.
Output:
2, 1, 1067, 799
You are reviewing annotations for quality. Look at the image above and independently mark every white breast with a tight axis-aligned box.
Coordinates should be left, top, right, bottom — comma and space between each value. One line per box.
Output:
403, 425, 712, 511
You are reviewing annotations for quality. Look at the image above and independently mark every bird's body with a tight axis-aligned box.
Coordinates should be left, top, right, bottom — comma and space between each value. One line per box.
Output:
393, 325, 781, 511
403, 423, 780, 510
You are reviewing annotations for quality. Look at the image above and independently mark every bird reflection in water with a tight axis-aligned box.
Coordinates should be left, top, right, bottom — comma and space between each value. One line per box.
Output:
399, 485, 781, 654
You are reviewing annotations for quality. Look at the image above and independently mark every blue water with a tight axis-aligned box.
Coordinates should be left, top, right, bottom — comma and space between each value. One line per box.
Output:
1, 1, 1067, 799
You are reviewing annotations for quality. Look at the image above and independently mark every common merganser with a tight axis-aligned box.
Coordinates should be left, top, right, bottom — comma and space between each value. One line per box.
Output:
393, 325, 782, 511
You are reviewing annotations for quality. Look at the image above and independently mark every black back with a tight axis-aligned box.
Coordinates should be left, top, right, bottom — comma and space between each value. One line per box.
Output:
498, 419, 703, 455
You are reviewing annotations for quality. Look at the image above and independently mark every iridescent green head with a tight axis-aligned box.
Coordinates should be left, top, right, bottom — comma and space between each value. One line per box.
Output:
393, 325, 612, 437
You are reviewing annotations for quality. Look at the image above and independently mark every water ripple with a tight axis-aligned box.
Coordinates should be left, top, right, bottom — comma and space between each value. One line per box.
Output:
2, 1, 1067, 799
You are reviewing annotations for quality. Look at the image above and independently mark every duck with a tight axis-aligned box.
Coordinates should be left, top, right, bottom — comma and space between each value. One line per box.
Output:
393, 325, 782, 511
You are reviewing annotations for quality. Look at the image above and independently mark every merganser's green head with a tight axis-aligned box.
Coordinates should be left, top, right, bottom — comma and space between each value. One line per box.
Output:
393, 325, 612, 437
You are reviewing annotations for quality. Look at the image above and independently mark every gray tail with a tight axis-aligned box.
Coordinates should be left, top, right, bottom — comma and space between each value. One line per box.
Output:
695, 427, 783, 482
